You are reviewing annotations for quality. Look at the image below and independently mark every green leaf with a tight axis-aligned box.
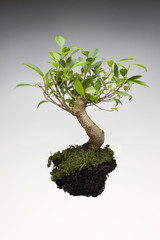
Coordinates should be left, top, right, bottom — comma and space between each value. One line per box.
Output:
114, 64, 118, 77
61, 48, 80, 57
62, 47, 70, 52
118, 58, 136, 62
134, 64, 147, 71
70, 48, 81, 56
120, 68, 128, 77
47, 82, 55, 88
59, 59, 66, 69
127, 75, 142, 81
81, 51, 89, 57
55, 35, 65, 48
111, 107, 119, 111
91, 61, 103, 69
112, 97, 122, 106
107, 60, 114, 68
118, 91, 132, 100
89, 94, 99, 103
88, 48, 99, 58
68, 45, 76, 48
93, 69, 101, 79
123, 85, 130, 91
85, 87, 96, 94
86, 57, 95, 64
117, 63, 125, 68
82, 76, 95, 89
106, 81, 114, 85
128, 79, 149, 87
51, 62, 59, 68
45, 69, 52, 81
37, 100, 48, 108
107, 84, 113, 89
49, 51, 61, 62
72, 60, 87, 68
49, 90, 56, 95
95, 79, 102, 91
74, 78, 85, 97
23, 63, 44, 77
65, 57, 76, 69
112, 76, 121, 87
95, 90, 104, 95
15, 83, 36, 88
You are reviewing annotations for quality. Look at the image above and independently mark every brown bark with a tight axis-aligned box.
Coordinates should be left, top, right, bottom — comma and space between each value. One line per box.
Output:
72, 96, 104, 151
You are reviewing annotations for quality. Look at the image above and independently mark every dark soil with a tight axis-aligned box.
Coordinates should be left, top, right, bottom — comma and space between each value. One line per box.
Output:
55, 160, 117, 197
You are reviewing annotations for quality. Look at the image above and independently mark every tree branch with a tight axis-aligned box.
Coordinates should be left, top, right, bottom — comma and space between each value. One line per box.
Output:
39, 85, 72, 113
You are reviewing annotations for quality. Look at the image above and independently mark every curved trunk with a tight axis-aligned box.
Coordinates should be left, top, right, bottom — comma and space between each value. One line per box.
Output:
72, 96, 104, 151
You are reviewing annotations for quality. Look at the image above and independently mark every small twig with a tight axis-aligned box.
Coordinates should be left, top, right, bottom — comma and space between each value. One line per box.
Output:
91, 103, 113, 112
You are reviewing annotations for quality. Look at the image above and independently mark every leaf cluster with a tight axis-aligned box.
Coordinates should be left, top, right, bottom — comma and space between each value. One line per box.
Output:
16, 35, 148, 112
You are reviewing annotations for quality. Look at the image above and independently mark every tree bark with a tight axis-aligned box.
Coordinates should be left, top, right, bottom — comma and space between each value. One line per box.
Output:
72, 96, 104, 151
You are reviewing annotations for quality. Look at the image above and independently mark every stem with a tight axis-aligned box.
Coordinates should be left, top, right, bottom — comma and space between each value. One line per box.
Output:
72, 96, 104, 151
39, 85, 72, 113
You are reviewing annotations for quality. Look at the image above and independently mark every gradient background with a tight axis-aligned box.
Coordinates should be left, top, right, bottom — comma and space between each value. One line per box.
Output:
1, 1, 160, 239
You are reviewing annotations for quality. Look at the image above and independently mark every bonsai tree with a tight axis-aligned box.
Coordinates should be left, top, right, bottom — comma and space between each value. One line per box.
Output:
16, 35, 148, 197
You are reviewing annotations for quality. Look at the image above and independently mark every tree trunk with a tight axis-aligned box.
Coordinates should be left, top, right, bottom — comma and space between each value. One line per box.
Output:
72, 96, 104, 151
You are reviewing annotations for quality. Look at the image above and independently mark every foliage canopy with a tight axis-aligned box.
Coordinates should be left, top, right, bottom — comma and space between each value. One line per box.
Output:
16, 35, 148, 112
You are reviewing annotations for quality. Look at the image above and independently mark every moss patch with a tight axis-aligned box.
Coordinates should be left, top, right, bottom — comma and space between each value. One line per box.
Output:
47, 144, 115, 182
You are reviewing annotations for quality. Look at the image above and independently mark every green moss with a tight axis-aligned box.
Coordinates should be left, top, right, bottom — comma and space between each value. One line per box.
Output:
47, 145, 115, 181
